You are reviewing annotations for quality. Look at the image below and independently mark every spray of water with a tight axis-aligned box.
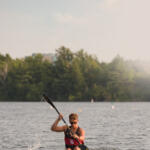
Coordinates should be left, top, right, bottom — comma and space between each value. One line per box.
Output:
28, 141, 41, 150
27, 135, 41, 150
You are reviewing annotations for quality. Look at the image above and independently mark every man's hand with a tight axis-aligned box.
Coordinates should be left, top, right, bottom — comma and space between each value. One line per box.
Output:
71, 133, 79, 139
58, 113, 63, 121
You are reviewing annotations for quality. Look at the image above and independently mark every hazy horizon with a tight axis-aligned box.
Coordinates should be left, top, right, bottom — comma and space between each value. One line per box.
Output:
1, 0, 150, 62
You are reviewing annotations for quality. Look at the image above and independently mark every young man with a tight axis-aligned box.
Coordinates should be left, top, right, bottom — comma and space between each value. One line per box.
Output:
51, 113, 85, 150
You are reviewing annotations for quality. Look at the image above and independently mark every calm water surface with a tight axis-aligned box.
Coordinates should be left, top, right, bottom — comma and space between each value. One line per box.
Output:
0, 102, 150, 150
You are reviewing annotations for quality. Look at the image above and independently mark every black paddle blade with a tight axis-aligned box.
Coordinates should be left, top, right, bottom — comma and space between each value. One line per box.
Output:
43, 94, 56, 109
79, 145, 89, 150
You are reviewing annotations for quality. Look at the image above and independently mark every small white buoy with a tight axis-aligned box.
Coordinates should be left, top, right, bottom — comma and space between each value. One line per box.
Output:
112, 105, 115, 109
78, 108, 82, 112
91, 98, 94, 103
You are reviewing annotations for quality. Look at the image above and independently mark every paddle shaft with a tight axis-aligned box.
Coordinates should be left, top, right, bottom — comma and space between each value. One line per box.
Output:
43, 94, 67, 125
51, 104, 67, 125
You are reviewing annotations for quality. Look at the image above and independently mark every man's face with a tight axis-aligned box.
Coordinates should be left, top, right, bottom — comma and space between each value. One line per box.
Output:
69, 119, 78, 127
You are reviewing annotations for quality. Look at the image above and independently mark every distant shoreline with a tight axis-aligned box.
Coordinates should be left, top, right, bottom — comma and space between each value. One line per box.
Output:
0, 100, 149, 102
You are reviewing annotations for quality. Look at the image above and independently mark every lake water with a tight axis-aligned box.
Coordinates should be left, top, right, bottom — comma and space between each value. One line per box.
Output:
0, 102, 150, 150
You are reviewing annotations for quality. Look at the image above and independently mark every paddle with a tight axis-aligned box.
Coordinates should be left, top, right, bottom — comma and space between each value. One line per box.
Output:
42, 94, 67, 125
42, 94, 89, 150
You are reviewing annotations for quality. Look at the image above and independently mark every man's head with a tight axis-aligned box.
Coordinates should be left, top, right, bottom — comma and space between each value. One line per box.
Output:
69, 113, 78, 126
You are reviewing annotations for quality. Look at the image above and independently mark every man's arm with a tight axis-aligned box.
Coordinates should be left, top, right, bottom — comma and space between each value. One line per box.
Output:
72, 128, 85, 141
51, 114, 67, 132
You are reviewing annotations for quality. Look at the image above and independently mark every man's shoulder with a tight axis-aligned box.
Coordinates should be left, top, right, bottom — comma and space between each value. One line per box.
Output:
78, 126, 85, 132
63, 125, 68, 130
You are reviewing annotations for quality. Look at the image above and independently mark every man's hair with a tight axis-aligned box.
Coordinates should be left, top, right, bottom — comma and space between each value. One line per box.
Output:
69, 113, 78, 120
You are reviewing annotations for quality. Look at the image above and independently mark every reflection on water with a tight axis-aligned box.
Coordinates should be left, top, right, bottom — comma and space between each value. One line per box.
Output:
0, 102, 150, 150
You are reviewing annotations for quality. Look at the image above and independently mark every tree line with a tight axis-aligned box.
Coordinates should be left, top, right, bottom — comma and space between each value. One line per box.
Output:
0, 46, 150, 101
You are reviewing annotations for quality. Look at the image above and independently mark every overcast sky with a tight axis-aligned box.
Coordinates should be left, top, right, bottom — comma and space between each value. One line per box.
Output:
0, 0, 150, 62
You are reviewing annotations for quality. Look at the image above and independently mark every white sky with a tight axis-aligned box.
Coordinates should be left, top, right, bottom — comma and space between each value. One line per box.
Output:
0, 0, 150, 62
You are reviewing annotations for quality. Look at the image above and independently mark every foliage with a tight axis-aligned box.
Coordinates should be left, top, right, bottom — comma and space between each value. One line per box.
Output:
0, 48, 150, 101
